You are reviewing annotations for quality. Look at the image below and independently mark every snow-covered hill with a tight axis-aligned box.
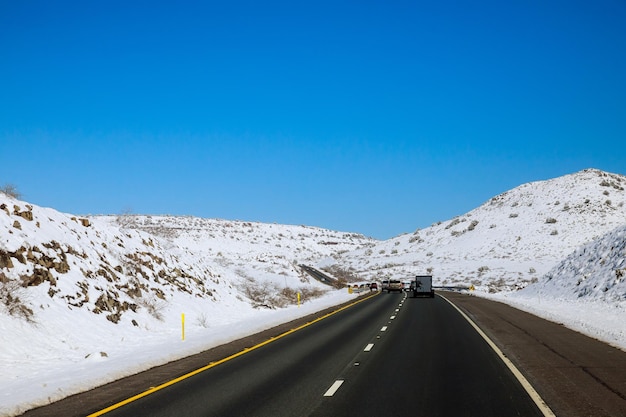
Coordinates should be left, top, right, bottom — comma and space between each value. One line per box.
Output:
487, 223, 626, 351
326, 168, 626, 292
1, 167, 625, 416
521, 224, 626, 302
0, 196, 373, 416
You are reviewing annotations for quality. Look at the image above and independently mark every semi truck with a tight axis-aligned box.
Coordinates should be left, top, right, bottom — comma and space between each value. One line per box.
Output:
411, 275, 435, 298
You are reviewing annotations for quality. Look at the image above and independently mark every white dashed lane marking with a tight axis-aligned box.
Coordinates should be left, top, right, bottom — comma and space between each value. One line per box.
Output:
364, 343, 374, 352
324, 380, 344, 397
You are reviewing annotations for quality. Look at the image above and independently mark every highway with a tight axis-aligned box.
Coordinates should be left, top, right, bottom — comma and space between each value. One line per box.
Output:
90, 292, 545, 417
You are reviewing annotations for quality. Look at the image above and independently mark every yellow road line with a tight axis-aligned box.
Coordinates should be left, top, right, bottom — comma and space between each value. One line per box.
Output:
88, 291, 379, 416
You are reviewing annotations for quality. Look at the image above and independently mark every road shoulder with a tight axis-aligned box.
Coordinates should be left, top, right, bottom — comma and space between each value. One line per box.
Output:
442, 291, 626, 417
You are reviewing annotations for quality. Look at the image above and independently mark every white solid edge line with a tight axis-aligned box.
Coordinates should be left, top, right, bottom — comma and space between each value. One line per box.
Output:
324, 380, 344, 397
439, 294, 556, 417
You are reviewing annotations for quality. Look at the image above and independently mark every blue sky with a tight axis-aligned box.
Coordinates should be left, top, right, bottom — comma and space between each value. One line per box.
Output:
1, 0, 625, 239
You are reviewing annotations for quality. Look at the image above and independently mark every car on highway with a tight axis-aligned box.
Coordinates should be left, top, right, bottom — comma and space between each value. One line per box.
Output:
387, 279, 403, 293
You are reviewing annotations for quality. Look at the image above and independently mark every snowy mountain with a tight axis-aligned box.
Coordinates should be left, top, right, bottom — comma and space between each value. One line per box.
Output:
517, 223, 626, 302
326, 168, 626, 293
1, 167, 625, 416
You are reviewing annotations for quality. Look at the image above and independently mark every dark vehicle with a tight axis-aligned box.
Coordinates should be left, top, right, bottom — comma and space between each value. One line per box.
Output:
411, 275, 435, 298
369, 282, 378, 291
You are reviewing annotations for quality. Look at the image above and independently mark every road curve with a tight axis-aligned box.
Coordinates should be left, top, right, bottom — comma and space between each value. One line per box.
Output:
443, 291, 626, 417
18, 292, 626, 417
32, 292, 542, 417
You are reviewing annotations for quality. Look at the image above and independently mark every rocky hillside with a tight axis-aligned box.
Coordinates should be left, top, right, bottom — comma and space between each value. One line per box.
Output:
0, 195, 375, 327
325, 168, 626, 292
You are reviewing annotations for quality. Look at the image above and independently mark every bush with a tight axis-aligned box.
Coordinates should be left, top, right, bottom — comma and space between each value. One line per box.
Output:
467, 220, 479, 231
0, 184, 21, 199
138, 295, 165, 321
243, 276, 328, 309
0, 279, 35, 322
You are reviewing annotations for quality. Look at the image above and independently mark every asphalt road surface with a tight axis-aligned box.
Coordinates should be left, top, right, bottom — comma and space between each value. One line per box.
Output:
20, 291, 626, 417
89, 292, 541, 417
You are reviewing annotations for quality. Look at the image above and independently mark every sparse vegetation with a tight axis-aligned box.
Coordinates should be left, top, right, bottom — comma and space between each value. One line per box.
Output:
137, 294, 166, 321
242, 276, 327, 309
477, 266, 490, 276
320, 265, 359, 284
446, 218, 461, 229
0, 183, 21, 199
0, 279, 35, 322
196, 312, 210, 328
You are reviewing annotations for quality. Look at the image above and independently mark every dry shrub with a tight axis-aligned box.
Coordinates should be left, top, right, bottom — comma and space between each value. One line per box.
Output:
0, 280, 35, 322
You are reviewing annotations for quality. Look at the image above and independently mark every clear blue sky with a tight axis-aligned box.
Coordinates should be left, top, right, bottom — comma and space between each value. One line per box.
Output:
1, 1, 625, 239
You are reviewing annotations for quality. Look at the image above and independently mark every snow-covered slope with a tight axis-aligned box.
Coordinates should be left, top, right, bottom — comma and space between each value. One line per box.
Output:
97, 214, 373, 288
1, 168, 625, 416
326, 168, 626, 292
486, 223, 626, 350
520, 224, 626, 302
0, 195, 373, 416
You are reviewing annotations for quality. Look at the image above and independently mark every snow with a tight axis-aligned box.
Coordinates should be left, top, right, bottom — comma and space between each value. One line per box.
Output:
1, 168, 625, 416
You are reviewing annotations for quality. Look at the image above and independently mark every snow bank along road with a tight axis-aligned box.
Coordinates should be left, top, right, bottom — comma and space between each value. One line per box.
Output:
21, 292, 626, 417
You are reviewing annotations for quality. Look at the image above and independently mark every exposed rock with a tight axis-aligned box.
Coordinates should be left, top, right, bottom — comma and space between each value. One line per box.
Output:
10, 247, 26, 264
0, 251, 14, 269
54, 260, 70, 274
21, 268, 53, 287
17, 211, 33, 221
13, 205, 33, 221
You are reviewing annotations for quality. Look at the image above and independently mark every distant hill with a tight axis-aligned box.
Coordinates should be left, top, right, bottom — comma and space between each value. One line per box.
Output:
327, 168, 626, 293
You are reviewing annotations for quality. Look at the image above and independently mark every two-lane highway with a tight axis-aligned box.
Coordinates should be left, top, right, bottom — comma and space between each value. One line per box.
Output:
311, 293, 546, 416
87, 292, 546, 417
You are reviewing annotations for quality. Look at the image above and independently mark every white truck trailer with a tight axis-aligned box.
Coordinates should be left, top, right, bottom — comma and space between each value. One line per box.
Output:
411, 275, 435, 298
